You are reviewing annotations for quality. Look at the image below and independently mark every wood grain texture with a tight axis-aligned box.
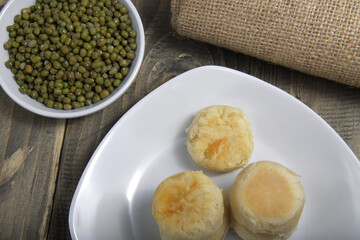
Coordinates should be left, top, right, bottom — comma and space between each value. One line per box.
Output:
0, 92, 66, 240
0, 0, 6, 9
0, 0, 359, 239
48, 108, 130, 239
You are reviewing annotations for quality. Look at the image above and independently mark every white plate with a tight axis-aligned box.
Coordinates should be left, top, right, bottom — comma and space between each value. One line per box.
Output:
69, 66, 360, 240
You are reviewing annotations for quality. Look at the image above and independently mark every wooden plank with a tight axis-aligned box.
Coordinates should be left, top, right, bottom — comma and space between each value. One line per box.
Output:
311, 82, 360, 156
0, 89, 66, 239
47, 111, 116, 239
0, 0, 6, 10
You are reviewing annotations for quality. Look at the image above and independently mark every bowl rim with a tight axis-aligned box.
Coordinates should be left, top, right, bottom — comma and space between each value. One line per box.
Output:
0, 0, 145, 119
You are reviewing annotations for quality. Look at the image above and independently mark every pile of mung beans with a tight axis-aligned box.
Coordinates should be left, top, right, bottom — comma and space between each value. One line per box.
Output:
3, 0, 137, 110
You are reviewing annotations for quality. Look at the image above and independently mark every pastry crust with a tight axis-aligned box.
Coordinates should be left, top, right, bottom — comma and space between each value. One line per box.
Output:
229, 161, 305, 239
152, 171, 228, 240
186, 105, 254, 172
229, 206, 296, 240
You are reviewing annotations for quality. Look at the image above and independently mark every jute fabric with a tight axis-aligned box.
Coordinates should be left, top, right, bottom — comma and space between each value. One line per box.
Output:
171, 0, 360, 87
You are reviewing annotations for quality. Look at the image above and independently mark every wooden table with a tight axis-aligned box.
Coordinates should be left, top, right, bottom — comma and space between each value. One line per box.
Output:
0, 0, 359, 239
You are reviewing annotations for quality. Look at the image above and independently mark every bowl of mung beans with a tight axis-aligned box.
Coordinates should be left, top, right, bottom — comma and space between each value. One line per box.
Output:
0, 0, 144, 118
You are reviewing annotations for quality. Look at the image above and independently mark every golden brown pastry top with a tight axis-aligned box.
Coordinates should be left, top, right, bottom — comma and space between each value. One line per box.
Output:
186, 105, 254, 172
229, 161, 305, 235
152, 171, 225, 240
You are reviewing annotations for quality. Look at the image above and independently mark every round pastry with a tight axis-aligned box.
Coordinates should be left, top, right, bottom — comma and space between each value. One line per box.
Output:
186, 105, 254, 172
152, 171, 228, 240
229, 161, 305, 240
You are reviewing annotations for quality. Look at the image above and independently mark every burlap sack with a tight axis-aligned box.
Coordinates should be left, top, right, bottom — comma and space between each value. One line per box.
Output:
171, 0, 360, 87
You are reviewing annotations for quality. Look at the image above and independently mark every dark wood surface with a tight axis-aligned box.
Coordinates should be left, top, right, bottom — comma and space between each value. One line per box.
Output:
0, 0, 359, 239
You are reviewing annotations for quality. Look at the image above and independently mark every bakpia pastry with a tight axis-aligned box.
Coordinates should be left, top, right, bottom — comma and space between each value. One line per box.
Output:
229, 161, 305, 240
186, 105, 254, 172
152, 171, 228, 240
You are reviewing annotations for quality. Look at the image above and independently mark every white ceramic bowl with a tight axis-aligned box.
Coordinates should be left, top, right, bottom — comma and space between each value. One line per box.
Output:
0, 0, 145, 118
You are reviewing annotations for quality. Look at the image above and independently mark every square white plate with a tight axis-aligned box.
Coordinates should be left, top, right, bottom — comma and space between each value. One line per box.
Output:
69, 66, 360, 239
